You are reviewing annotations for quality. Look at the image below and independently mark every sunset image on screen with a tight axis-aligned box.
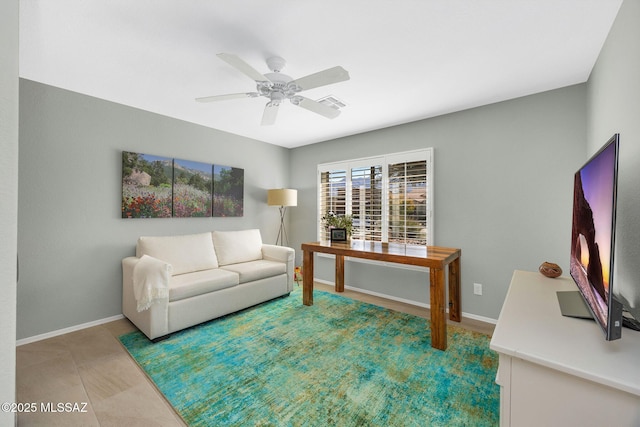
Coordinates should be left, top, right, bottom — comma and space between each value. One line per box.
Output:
578, 234, 590, 269
579, 143, 616, 290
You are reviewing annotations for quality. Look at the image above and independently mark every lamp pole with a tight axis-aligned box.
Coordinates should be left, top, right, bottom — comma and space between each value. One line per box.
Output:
276, 205, 288, 246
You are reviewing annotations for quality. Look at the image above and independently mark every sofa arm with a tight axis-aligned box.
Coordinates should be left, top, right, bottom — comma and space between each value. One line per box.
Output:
262, 244, 294, 263
262, 244, 295, 292
122, 256, 169, 340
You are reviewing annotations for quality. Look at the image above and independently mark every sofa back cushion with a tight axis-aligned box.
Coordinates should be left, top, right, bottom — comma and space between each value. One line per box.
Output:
212, 229, 263, 266
136, 232, 219, 275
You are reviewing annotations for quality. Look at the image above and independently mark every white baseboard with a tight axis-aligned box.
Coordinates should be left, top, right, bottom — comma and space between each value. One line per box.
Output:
17, 279, 498, 347
314, 278, 497, 325
16, 314, 125, 347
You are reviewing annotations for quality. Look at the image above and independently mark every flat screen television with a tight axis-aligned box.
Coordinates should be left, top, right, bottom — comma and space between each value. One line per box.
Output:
560, 133, 623, 340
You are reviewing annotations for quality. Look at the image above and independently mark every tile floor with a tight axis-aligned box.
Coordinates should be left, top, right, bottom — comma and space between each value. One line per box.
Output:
15, 283, 494, 426
16, 317, 185, 426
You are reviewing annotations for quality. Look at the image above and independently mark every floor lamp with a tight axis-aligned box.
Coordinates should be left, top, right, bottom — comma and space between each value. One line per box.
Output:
267, 189, 297, 246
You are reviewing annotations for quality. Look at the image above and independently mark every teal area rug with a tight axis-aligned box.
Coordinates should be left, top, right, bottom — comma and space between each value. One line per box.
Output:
119, 289, 499, 426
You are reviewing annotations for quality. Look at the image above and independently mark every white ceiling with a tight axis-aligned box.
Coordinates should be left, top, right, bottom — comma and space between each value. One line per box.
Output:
19, 0, 622, 149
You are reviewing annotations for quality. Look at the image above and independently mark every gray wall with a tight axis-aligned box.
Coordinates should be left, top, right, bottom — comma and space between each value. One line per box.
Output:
290, 85, 587, 320
18, 1, 639, 339
17, 79, 290, 340
0, 0, 18, 423
587, 0, 640, 321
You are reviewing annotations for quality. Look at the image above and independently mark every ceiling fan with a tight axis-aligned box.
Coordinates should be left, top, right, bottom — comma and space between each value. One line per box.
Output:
196, 53, 350, 126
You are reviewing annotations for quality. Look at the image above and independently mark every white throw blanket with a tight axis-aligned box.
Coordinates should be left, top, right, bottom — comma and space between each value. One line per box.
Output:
133, 255, 172, 312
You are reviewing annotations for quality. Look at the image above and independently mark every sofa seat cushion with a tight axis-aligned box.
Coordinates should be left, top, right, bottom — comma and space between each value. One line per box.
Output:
220, 260, 286, 284
169, 268, 239, 302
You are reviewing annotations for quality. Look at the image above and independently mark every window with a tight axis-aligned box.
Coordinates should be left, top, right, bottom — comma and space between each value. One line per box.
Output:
318, 149, 433, 245
319, 168, 347, 240
351, 164, 383, 241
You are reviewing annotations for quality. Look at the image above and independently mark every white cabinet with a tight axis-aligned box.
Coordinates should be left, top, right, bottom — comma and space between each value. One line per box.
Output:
490, 271, 640, 427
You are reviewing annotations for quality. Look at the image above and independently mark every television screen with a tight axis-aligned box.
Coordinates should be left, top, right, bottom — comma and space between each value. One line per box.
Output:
568, 133, 622, 340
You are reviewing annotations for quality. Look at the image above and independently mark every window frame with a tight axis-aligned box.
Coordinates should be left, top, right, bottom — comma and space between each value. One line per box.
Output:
317, 148, 434, 246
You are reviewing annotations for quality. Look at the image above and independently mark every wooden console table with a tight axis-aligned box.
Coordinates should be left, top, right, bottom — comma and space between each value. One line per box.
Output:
301, 240, 461, 350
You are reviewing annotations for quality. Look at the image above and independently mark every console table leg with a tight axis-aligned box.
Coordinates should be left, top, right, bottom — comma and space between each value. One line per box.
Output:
335, 254, 345, 292
303, 250, 314, 306
430, 267, 447, 350
448, 257, 461, 322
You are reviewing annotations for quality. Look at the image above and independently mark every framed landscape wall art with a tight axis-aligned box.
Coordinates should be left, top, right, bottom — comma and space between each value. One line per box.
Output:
121, 151, 244, 218
173, 158, 213, 217
213, 165, 244, 217
122, 152, 173, 218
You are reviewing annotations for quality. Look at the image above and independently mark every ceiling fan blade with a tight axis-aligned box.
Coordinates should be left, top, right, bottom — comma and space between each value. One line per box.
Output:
196, 92, 259, 102
292, 66, 350, 91
294, 96, 341, 119
217, 53, 271, 83
261, 102, 280, 126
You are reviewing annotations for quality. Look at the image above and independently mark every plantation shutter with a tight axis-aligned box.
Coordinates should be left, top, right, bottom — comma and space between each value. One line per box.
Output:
318, 167, 347, 240
388, 156, 429, 245
351, 164, 383, 241
317, 149, 433, 245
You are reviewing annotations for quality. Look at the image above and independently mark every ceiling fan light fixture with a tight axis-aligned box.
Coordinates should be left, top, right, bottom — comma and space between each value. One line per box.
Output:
270, 91, 285, 103
197, 53, 350, 125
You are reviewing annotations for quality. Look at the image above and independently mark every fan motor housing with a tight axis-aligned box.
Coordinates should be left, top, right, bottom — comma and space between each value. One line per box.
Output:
260, 72, 297, 99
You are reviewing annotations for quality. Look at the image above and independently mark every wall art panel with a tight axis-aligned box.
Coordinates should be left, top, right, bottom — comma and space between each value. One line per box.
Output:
122, 151, 173, 218
213, 165, 244, 217
172, 158, 213, 217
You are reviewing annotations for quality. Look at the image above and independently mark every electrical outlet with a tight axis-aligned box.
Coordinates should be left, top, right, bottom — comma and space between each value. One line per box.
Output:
474, 283, 483, 296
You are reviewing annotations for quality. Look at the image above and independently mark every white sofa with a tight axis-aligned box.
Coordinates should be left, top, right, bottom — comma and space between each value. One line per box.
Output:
122, 229, 294, 341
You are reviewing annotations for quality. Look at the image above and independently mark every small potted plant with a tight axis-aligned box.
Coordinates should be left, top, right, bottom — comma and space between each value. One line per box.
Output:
322, 212, 353, 239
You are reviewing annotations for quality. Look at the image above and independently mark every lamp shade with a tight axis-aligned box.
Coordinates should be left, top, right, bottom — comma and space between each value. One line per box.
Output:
267, 189, 297, 207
